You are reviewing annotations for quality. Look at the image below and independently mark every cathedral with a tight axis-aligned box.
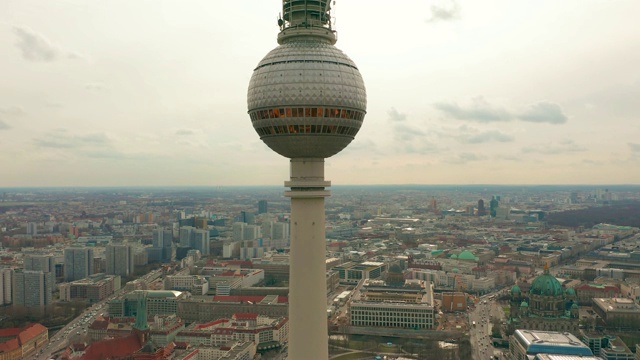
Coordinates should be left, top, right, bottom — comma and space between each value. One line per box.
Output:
509, 264, 579, 333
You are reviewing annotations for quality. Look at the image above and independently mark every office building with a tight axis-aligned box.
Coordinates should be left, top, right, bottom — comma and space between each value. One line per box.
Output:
26, 222, 37, 236
105, 243, 135, 276
350, 280, 435, 330
179, 226, 194, 247
0, 268, 13, 305
13, 269, 54, 308
150, 228, 173, 263
192, 228, 210, 256
24, 254, 55, 273
64, 247, 94, 282
258, 200, 268, 214
59, 273, 121, 303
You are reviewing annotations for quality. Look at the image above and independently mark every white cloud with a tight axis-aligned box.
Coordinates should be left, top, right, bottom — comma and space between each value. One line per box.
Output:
434, 97, 569, 125
427, 0, 461, 23
13, 26, 59, 62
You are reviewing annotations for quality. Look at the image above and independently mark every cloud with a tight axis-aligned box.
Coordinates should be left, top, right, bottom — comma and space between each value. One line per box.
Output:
449, 152, 485, 164
518, 101, 568, 124
387, 107, 407, 122
629, 143, 640, 153
175, 129, 195, 136
85, 82, 107, 91
434, 97, 512, 123
521, 140, 586, 155
0, 106, 25, 116
428, 0, 461, 22
458, 130, 514, 144
33, 131, 112, 149
0, 120, 10, 130
434, 97, 569, 125
13, 26, 59, 62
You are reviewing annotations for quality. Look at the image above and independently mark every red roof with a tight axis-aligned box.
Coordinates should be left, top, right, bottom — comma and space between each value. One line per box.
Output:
81, 332, 142, 359
0, 339, 19, 354
0, 328, 21, 338
194, 319, 229, 330
233, 313, 258, 320
17, 323, 47, 345
213, 295, 265, 303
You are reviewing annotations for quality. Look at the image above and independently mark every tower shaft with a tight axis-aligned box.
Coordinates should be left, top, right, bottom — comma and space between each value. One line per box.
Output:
285, 158, 329, 360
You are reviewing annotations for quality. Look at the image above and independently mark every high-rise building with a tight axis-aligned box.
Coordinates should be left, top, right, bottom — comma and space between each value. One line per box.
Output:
192, 229, 210, 256
64, 247, 94, 282
258, 200, 268, 214
246, 0, 366, 357
13, 269, 54, 308
0, 268, 13, 305
24, 254, 55, 273
26, 222, 37, 236
106, 243, 135, 276
477, 199, 486, 216
179, 226, 194, 248
151, 229, 173, 263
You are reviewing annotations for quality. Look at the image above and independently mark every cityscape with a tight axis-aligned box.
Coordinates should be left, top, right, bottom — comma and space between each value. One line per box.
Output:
1, 185, 640, 359
2, 0, 640, 360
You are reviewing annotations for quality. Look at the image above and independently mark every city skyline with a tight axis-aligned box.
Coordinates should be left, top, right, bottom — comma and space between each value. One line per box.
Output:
1, 0, 639, 187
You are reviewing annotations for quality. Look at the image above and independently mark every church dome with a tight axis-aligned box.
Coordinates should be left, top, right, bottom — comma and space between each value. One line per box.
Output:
458, 250, 477, 261
566, 288, 576, 296
520, 301, 529, 307
450, 254, 458, 259
511, 285, 521, 294
530, 273, 563, 296
571, 303, 579, 309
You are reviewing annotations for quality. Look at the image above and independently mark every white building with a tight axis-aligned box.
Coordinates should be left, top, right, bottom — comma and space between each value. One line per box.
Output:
164, 275, 209, 295
350, 281, 436, 330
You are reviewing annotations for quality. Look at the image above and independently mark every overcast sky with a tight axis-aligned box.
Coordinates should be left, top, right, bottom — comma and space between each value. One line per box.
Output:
1, 0, 639, 187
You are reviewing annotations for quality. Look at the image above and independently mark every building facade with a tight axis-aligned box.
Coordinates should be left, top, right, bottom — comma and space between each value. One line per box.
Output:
64, 247, 94, 282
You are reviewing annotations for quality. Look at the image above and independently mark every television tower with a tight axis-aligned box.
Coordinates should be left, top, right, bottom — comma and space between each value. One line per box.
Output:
247, 1, 367, 358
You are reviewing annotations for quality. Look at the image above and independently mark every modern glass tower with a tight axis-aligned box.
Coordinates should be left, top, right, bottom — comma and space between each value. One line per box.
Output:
247, 1, 366, 358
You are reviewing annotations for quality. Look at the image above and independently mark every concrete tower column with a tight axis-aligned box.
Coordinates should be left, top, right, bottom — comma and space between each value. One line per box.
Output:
285, 158, 330, 360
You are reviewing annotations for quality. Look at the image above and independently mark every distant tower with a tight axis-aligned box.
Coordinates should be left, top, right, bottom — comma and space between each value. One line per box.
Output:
258, 200, 268, 214
490, 196, 499, 217
247, 1, 367, 358
477, 199, 486, 216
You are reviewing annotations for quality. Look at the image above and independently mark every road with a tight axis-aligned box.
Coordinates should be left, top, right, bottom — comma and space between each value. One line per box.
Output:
469, 295, 507, 360
36, 268, 164, 360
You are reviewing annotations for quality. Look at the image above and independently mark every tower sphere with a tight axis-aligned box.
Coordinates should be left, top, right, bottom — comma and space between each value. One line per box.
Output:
247, 34, 367, 159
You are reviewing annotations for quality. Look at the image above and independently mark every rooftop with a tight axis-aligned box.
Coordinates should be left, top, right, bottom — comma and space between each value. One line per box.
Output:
513, 330, 593, 356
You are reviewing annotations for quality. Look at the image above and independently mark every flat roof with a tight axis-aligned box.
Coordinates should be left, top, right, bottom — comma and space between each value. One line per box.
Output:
514, 330, 593, 356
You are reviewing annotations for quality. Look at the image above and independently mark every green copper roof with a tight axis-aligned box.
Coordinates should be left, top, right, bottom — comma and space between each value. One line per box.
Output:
566, 288, 576, 295
530, 273, 563, 296
520, 301, 528, 307
458, 250, 476, 261
511, 285, 521, 294
450, 254, 458, 259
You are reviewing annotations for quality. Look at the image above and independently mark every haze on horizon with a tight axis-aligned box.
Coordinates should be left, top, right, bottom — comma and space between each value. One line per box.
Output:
1, 0, 639, 187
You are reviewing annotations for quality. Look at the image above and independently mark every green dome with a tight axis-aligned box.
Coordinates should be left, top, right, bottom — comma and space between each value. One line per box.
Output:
520, 301, 529, 307
530, 273, 563, 296
458, 250, 476, 261
452, 268, 460, 273
565, 288, 576, 295
511, 285, 521, 294
450, 254, 458, 259
571, 303, 579, 309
